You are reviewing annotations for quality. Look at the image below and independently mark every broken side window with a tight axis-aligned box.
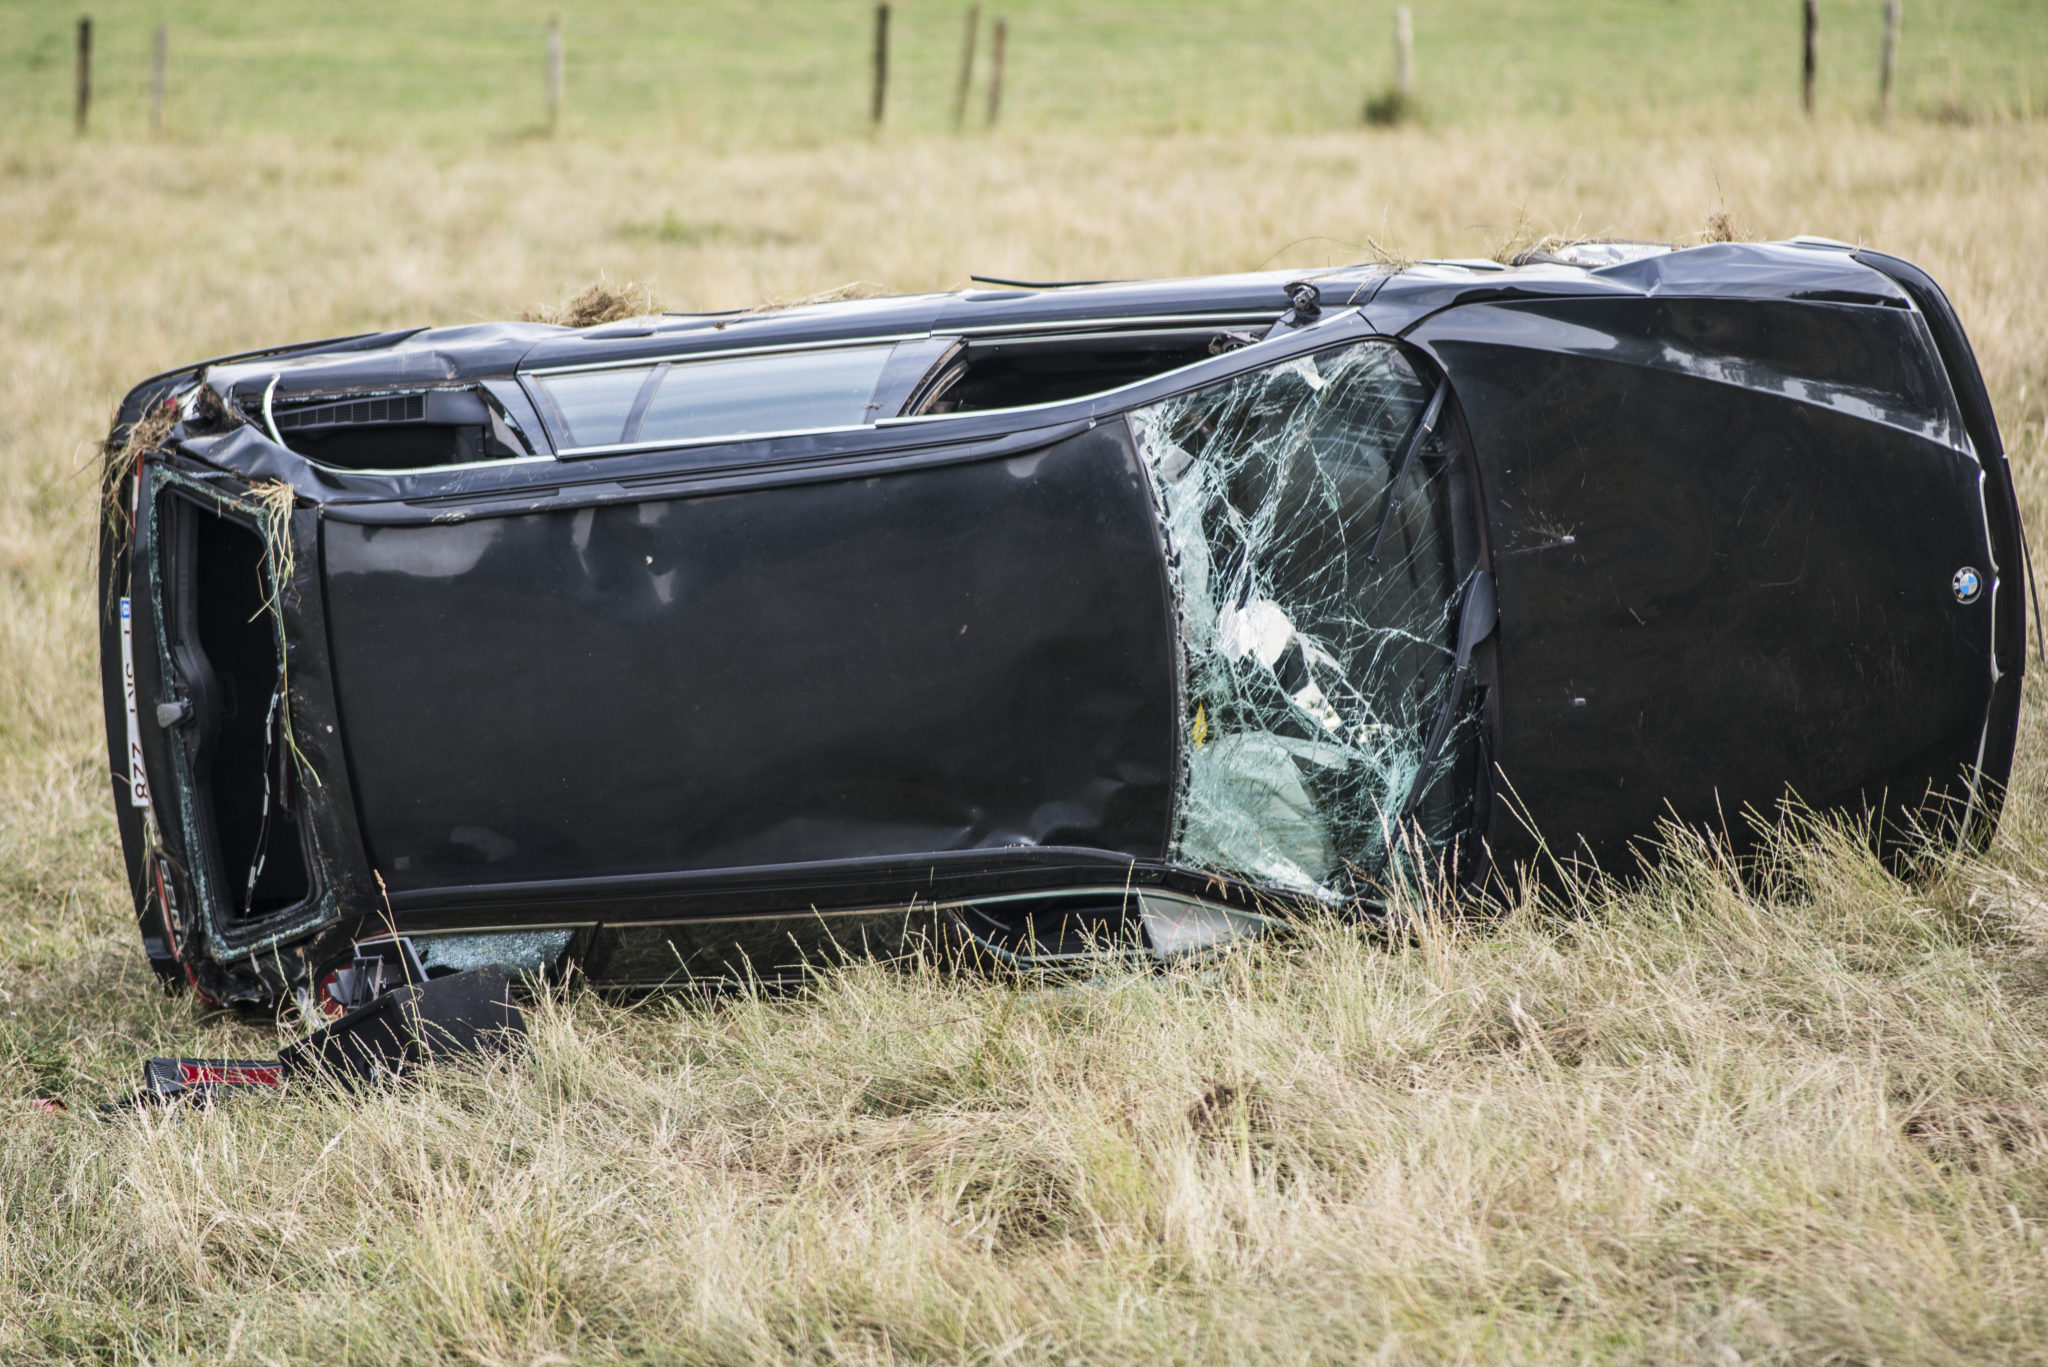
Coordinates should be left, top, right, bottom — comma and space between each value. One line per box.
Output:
268, 386, 537, 470
157, 493, 312, 921
1131, 341, 1477, 903
913, 329, 1231, 414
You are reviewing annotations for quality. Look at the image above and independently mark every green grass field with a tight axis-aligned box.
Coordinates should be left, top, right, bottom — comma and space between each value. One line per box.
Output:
1, 0, 2044, 140
6, 2, 2048, 1362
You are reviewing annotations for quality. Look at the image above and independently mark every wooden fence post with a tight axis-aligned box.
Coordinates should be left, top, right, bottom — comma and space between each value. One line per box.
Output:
952, 6, 981, 132
74, 14, 91, 135
1880, 0, 1900, 114
150, 25, 167, 134
1802, 0, 1818, 115
546, 17, 564, 132
1395, 7, 1414, 102
872, 4, 890, 127
985, 17, 1007, 127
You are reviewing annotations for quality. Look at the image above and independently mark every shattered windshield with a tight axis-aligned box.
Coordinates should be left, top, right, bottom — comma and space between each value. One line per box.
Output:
1131, 341, 1475, 903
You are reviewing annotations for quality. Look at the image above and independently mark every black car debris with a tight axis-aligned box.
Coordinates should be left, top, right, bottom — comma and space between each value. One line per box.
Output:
99, 239, 2024, 1009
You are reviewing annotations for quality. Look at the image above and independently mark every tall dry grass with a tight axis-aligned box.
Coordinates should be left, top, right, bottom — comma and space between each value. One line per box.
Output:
5, 112, 2048, 1363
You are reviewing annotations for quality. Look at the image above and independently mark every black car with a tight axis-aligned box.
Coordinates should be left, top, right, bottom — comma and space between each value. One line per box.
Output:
99, 239, 2024, 1007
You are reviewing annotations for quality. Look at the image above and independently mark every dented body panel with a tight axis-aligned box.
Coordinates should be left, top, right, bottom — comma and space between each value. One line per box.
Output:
324, 424, 1179, 889
98, 241, 2021, 1004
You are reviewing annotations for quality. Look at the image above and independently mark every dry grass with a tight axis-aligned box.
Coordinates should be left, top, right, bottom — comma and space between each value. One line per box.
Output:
743, 282, 896, 316
520, 276, 660, 327
5, 111, 2048, 1363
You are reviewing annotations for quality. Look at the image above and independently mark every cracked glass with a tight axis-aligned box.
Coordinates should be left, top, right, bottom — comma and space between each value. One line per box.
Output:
1130, 340, 1476, 903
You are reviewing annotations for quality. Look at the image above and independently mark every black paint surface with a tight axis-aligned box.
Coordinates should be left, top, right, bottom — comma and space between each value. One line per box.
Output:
1415, 297, 1994, 868
323, 426, 1177, 891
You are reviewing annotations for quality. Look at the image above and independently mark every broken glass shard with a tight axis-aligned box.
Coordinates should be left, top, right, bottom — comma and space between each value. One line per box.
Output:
1130, 340, 1476, 903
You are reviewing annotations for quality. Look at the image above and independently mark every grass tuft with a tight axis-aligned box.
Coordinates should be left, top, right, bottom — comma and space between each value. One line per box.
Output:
1362, 89, 1417, 128
521, 276, 661, 327
1702, 209, 1743, 243
742, 281, 895, 316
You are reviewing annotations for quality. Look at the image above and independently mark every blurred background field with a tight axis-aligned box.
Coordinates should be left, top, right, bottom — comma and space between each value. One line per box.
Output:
6, 3, 2048, 1363
0, 0, 2044, 140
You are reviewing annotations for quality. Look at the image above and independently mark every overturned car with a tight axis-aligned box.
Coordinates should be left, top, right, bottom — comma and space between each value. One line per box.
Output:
100, 240, 2023, 1006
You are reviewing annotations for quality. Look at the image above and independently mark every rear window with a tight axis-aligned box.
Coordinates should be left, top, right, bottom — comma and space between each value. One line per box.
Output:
533, 345, 895, 451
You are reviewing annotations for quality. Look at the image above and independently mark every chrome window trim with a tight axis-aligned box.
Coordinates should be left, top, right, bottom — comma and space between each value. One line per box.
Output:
522, 334, 924, 378
296, 452, 559, 475
931, 311, 1279, 337
557, 423, 894, 458
404, 922, 597, 935
521, 313, 1281, 377
943, 325, 1256, 348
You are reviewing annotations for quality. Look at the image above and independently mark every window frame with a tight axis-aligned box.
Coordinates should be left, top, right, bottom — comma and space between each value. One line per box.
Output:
519, 313, 1285, 459
524, 336, 923, 457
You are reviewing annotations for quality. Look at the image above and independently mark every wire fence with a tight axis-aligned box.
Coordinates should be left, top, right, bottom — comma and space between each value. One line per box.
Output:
7, 0, 2043, 142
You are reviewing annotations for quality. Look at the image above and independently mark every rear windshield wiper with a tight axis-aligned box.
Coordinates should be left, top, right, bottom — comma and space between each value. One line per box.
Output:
1374, 568, 1497, 876
1364, 379, 1449, 565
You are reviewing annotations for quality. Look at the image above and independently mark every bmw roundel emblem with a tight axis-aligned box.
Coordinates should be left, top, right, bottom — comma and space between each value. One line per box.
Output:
1953, 567, 1983, 603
